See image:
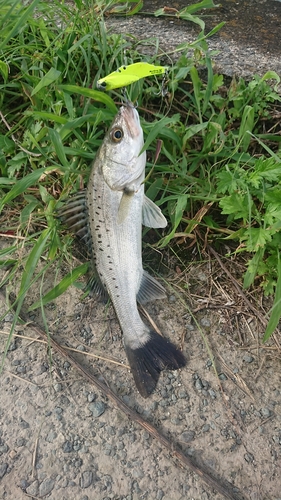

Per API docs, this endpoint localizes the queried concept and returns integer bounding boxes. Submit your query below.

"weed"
[0,0,281,344]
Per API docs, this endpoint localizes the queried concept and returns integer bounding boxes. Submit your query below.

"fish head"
[101,102,146,192]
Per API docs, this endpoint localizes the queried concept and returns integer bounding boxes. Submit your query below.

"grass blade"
[29,262,89,310]
[263,252,281,342]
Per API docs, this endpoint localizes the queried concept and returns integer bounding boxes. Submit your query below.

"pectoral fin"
[142,195,167,228]
[117,190,134,225]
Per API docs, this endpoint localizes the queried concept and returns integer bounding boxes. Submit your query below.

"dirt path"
[1,239,281,500]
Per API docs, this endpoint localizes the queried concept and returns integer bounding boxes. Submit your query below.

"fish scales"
[59,101,186,397]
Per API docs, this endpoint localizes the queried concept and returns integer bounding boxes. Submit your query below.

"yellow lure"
[97,62,168,91]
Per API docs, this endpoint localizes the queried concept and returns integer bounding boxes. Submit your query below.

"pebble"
[194,378,203,391]
[200,317,211,327]
[260,408,271,418]
[62,440,73,453]
[80,471,93,488]
[54,383,62,392]
[77,344,86,351]
[16,437,26,447]
[156,489,164,500]
[89,401,105,417]
[0,463,8,479]
[208,389,217,399]
[46,430,57,443]
[243,354,254,363]
[179,430,195,443]
[26,480,39,496]
[39,478,55,497]
[219,373,227,380]
[202,424,210,432]
[87,392,96,403]
[244,452,254,463]
[0,444,9,454]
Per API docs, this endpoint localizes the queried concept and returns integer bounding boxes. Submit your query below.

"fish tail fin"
[125,330,186,398]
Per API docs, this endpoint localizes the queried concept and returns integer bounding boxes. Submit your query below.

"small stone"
[77,344,86,351]
[219,373,227,380]
[243,355,254,363]
[46,430,57,443]
[87,393,96,403]
[19,479,29,490]
[16,365,26,374]
[8,340,17,351]
[202,424,210,432]
[260,408,271,418]
[168,295,176,303]
[34,364,48,375]
[63,361,71,369]
[156,489,164,500]
[16,438,26,447]
[208,389,216,399]
[0,444,9,455]
[80,471,93,488]
[89,401,105,418]
[62,440,73,453]
[39,478,55,497]
[53,383,62,392]
[244,452,254,463]
[19,419,29,429]
[200,317,211,327]
[0,463,8,479]
[179,431,195,443]
[26,480,39,496]
[195,378,203,391]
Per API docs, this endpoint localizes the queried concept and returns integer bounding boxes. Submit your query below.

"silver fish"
[59,102,186,397]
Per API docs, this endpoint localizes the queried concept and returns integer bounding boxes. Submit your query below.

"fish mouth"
[120,102,141,139]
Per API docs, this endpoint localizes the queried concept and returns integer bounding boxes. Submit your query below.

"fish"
[59,101,186,397]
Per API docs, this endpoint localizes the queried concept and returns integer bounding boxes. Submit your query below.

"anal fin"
[137,270,166,304]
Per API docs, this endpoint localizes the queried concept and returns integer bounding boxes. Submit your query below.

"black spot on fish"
[99,248,104,251]
[95,212,100,215]
[115,286,118,289]
[97,206,101,210]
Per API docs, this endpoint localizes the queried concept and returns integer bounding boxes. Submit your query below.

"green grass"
[1,0,281,345]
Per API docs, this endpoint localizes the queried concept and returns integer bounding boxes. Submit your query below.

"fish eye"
[111,128,123,143]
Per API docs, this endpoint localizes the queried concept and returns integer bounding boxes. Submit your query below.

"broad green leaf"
[243,247,264,288]
[29,262,89,311]
[219,193,252,222]
[31,68,62,96]
[243,227,272,252]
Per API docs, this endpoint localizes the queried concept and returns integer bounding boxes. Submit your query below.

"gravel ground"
[1,240,281,500]
[106,0,281,80]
